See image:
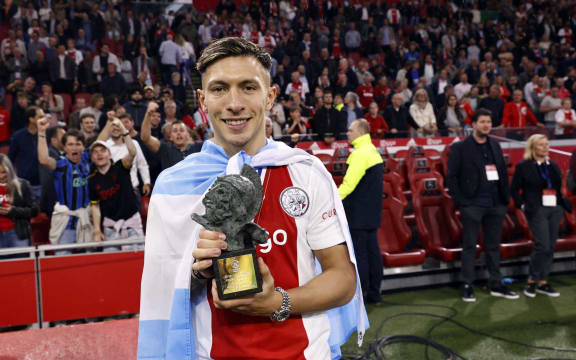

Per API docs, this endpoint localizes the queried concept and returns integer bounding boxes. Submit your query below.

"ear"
[197,89,207,113]
[265,85,277,111]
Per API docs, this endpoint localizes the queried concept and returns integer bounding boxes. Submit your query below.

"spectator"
[68,98,87,130]
[479,85,506,127]
[91,118,143,251]
[169,72,186,105]
[409,89,437,137]
[27,31,47,64]
[158,34,181,85]
[141,102,202,171]
[48,44,76,94]
[343,92,364,128]
[554,98,576,138]
[118,54,134,85]
[267,84,286,139]
[79,113,98,141]
[285,71,309,101]
[364,102,388,138]
[383,93,415,138]
[284,107,307,136]
[37,121,92,255]
[92,44,120,82]
[540,87,562,131]
[0,98,9,145]
[10,92,30,134]
[438,94,466,137]
[100,63,127,99]
[310,90,346,143]
[356,74,375,109]
[28,51,50,89]
[447,109,518,302]
[0,154,38,249]
[123,88,147,128]
[344,23,361,53]
[8,106,42,202]
[39,125,65,215]
[37,82,64,125]
[454,73,472,101]
[65,38,83,67]
[80,93,104,128]
[338,118,383,303]
[511,134,571,298]
[6,47,29,84]
[163,100,179,125]
[501,90,545,129]
[133,46,153,87]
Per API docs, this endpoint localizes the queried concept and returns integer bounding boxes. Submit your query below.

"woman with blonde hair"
[511,134,571,297]
[0,154,38,249]
[409,88,437,137]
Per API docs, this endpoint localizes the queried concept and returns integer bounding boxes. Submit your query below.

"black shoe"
[462,284,476,302]
[490,285,519,299]
[523,283,536,298]
[536,284,560,297]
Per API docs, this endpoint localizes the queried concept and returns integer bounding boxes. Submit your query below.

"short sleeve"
[89,176,100,203]
[51,158,68,176]
[305,162,347,251]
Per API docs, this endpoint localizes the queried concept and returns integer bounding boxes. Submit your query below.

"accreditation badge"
[542,189,557,207]
[485,165,499,181]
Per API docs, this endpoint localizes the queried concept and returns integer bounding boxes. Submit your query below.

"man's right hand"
[37,117,50,135]
[191,230,227,279]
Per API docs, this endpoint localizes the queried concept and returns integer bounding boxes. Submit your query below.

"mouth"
[222,117,251,130]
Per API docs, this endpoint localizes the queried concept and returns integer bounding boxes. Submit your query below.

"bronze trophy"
[192,164,268,300]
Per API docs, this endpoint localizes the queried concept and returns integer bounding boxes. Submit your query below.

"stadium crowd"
[0,0,575,255]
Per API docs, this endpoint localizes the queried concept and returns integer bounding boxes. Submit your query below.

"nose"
[226,88,245,114]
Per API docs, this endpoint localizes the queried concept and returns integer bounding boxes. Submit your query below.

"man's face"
[489,86,499,98]
[121,116,134,131]
[198,56,276,156]
[52,128,66,151]
[75,98,86,110]
[81,116,96,133]
[64,136,85,164]
[131,92,142,102]
[17,96,29,108]
[90,145,111,167]
[347,121,362,142]
[150,112,161,127]
[513,90,523,103]
[473,115,492,138]
[392,95,403,108]
[24,78,35,91]
[32,108,45,126]
[171,123,189,147]
[369,103,378,115]
[323,93,333,106]
[291,71,299,83]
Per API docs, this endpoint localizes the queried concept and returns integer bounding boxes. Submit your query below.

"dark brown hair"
[196,37,272,75]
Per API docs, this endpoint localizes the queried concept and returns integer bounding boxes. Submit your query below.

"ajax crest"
[280,187,309,217]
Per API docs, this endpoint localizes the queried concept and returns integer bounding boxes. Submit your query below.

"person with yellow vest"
[338,118,384,303]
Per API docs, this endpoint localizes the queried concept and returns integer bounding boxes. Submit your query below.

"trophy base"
[213,248,263,300]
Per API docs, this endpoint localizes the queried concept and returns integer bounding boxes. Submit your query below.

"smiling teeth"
[227,119,247,125]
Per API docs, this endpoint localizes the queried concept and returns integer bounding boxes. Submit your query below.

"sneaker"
[462,284,476,302]
[490,285,519,299]
[536,284,560,297]
[523,283,536,298]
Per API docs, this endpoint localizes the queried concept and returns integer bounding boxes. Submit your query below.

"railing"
[0,237,145,329]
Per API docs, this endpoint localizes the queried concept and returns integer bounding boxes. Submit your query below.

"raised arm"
[118,120,137,169]
[37,117,57,171]
[96,111,116,141]
[140,101,161,154]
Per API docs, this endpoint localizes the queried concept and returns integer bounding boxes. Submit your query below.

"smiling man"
[138,37,367,360]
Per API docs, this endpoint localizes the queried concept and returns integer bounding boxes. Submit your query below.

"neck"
[97,161,112,174]
[218,134,266,158]
[534,155,546,162]
[473,132,487,143]
[28,124,37,134]
[112,136,122,144]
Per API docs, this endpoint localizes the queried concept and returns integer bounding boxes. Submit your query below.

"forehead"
[202,56,270,87]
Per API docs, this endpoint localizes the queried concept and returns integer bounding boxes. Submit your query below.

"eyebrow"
[206,79,260,87]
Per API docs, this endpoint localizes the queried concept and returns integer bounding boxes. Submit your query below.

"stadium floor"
[341,273,576,360]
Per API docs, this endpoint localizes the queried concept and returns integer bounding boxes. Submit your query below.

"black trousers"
[460,205,507,287]
[350,228,383,301]
[526,206,563,281]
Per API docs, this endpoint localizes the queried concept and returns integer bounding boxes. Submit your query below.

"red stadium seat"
[440,147,450,177]
[383,170,407,208]
[378,182,426,267]
[4,93,13,115]
[412,176,480,262]
[141,196,150,233]
[498,203,534,259]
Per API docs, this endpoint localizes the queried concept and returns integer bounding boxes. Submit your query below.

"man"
[310,90,346,143]
[338,119,383,303]
[90,117,142,251]
[478,85,505,127]
[446,108,519,302]
[138,37,365,360]
[141,102,202,171]
[10,92,30,134]
[100,63,127,99]
[39,126,65,215]
[158,34,181,85]
[540,87,562,130]
[68,97,88,130]
[104,113,151,198]
[92,43,120,82]
[383,93,414,138]
[454,73,472,101]
[9,106,42,202]
[48,44,76,94]
[37,120,92,254]
[79,114,98,141]
[364,102,388,138]
[123,88,147,127]
[285,71,309,101]
[501,90,545,129]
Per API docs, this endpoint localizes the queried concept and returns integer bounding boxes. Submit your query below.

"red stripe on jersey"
[209,166,308,360]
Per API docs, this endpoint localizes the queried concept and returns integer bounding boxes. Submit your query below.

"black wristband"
[192,268,209,280]
[122,132,130,137]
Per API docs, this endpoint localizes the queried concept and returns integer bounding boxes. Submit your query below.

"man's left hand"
[211,257,282,317]
[142,184,151,196]
[0,205,12,215]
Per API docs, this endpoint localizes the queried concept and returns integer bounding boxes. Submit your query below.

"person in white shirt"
[198,18,213,49]
[454,73,472,100]
[409,88,437,137]
[555,98,576,137]
[158,34,181,85]
[92,44,120,82]
[108,113,152,197]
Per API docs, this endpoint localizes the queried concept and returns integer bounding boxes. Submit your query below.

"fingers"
[192,230,227,261]
[107,111,115,119]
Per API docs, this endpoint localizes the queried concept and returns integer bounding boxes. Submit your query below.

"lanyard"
[537,162,552,189]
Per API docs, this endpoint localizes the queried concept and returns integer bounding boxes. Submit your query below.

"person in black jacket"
[383,93,417,138]
[447,108,519,302]
[310,90,346,143]
[0,154,38,249]
[511,134,571,298]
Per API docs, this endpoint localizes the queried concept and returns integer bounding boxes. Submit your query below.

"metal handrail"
[0,237,145,258]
